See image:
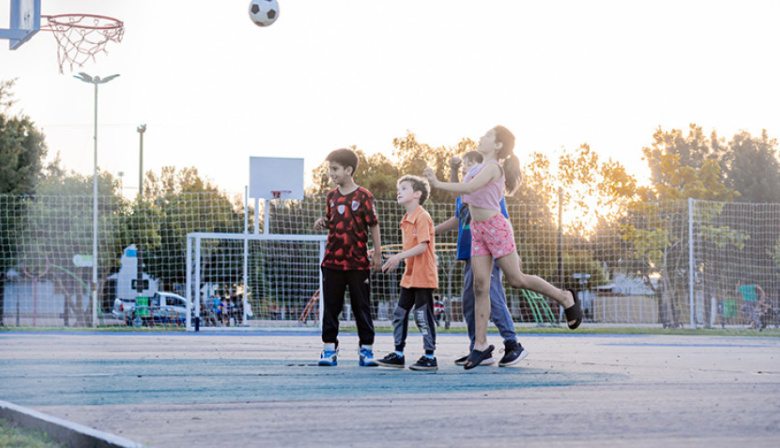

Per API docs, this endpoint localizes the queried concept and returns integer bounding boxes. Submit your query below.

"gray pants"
[392,287,436,353]
[462,259,518,350]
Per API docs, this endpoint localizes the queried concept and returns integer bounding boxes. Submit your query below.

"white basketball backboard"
[249,157,304,200]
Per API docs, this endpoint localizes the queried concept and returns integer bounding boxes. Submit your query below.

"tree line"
[2,78,779,326]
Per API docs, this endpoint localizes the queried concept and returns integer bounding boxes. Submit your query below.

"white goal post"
[185,232,327,331]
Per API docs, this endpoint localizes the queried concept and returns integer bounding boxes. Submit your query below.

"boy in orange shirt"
[377,175,439,371]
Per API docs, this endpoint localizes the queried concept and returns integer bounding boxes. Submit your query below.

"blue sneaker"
[318,349,338,366]
[358,347,378,367]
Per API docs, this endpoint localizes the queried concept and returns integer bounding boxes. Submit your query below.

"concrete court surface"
[0,331,779,448]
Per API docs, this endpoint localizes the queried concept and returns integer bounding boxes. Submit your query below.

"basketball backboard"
[249,157,304,200]
[0,0,40,49]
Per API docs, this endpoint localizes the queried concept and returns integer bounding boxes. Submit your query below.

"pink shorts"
[471,214,516,258]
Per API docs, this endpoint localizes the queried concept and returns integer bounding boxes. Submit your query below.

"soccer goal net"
[185,232,327,331]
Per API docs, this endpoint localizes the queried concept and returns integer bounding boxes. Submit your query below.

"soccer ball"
[248,0,279,27]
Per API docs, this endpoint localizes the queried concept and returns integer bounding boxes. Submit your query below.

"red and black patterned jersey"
[321,186,379,270]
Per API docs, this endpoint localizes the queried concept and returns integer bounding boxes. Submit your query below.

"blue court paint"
[0,358,619,407]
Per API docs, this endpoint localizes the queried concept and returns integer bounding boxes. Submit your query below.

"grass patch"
[0,418,65,448]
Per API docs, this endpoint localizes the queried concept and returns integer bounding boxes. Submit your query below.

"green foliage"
[24,168,127,324]
[143,167,244,290]
[723,130,780,203]
[0,418,65,448]
[770,236,780,272]
[307,133,471,202]
[1,79,50,321]
[0,79,48,195]
[558,250,609,289]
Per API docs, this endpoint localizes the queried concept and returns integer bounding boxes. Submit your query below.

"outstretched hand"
[422,167,438,186]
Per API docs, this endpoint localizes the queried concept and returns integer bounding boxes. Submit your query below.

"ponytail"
[502,153,523,195]
[492,125,522,195]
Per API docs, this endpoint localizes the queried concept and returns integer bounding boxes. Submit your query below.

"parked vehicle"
[111,297,137,321]
[114,292,191,327]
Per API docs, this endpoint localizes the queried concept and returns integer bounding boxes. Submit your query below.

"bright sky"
[2,0,780,196]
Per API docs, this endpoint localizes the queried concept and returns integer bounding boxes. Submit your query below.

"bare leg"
[495,252,577,326]
[471,255,493,351]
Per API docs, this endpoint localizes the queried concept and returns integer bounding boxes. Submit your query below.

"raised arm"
[435,216,458,235]
[448,156,462,199]
[423,163,500,195]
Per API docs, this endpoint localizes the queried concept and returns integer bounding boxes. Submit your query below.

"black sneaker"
[377,352,405,368]
[409,356,438,371]
[499,340,528,367]
[455,352,494,366]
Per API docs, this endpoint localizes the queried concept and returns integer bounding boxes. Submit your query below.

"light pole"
[136,124,147,303]
[74,72,120,327]
[137,124,146,197]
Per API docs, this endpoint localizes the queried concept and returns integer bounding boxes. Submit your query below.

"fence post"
[557,187,564,321]
[688,197,696,329]
[186,235,192,331]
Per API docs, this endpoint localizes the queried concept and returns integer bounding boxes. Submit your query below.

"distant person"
[424,125,581,369]
[313,148,383,367]
[377,175,439,371]
[737,283,766,329]
[434,151,526,367]
[210,295,223,326]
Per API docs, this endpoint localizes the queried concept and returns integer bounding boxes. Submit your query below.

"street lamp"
[137,124,146,197]
[74,72,120,328]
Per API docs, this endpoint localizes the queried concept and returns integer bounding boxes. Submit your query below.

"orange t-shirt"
[400,206,438,289]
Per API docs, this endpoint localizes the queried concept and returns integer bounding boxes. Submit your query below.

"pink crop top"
[462,160,504,211]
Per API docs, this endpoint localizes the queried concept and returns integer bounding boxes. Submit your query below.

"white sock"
[361,344,372,351]
[324,343,336,351]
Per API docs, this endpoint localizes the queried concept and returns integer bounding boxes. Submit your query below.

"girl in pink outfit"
[423,125,582,369]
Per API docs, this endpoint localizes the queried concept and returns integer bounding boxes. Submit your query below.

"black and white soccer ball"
[248,0,279,27]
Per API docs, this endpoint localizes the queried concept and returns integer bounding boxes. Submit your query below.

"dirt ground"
[1,331,778,447]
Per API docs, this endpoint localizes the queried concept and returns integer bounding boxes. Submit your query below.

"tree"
[723,130,780,203]
[30,167,126,325]
[0,79,48,325]
[143,167,244,291]
[0,79,47,195]
[620,125,745,326]
[308,147,400,200]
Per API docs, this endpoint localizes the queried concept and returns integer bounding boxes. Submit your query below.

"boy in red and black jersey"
[313,148,382,366]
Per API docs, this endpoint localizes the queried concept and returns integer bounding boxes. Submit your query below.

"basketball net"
[42,14,124,74]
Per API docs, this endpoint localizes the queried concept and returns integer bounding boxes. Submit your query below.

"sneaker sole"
[409,366,438,371]
[455,356,494,366]
[317,362,337,366]
[376,362,405,368]
[499,349,529,367]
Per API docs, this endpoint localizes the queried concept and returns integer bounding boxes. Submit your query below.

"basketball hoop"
[42,14,124,74]
[270,190,292,200]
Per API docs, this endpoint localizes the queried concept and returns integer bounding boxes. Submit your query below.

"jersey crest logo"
[351,200,359,211]
[337,205,346,214]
